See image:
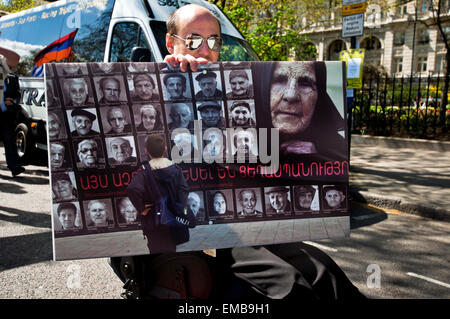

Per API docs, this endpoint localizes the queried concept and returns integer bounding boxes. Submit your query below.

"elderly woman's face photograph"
[53,180,74,200]
[141,105,157,131]
[48,113,61,138]
[69,81,88,106]
[119,198,137,223]
[213,193,227,215]
[270,63,318,134]
[325,189,345,208]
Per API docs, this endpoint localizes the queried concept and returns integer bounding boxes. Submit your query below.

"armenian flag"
[32,29,78,76]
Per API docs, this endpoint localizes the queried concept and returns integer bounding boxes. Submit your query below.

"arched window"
[327,40,346,60]
[360,36,381,50]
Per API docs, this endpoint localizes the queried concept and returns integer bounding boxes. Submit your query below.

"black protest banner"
[47,61,349,260]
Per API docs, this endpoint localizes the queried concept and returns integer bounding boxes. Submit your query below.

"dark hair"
[57,202,77,216]
[145,134,166,158]
[163,73,186,87]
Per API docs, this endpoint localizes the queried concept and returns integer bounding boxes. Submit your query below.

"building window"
[417,29,430,44]
[328,40,345,60]
[435,55,447,73]
[361,37,381,50]
[396,4,407,17]
[416,56,428,72]
[421,0,433,12]
[393,57,403,74]
[394,31,405,46]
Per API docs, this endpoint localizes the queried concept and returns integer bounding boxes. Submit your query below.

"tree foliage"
[0,0,43,13]
[210,0,321,61]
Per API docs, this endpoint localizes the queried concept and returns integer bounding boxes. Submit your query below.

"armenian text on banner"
[46,61,350,260]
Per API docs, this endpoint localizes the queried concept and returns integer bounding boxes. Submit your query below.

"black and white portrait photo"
[197,100,226,129]
[170,131,198,162]
[161,72,191,101]
[321,184,347,211]
[264,186,292,216]
[94,76,127,105]
[83,199,115,229]
[206,189,235,221]
[224,69,254,100]
[187,191,206,223]
[202,129,226,163]
[235,188,264,218]
[229,128,258,161]
[193,70,222,100]
[67,108,100,137]
[129,73,159,102]
[293,185,320,214]
[133,104,165,133]
[74,137,106,169]
[53,201,82,232]
[227,100,256,127]
[115,197,139,225]
[105,136,138,166]
[52,171,77,203]
[62,77,95,108]
[100,105,133,135]
[49,141,72,171]
[165,102,195,130]
[47,110,67,141]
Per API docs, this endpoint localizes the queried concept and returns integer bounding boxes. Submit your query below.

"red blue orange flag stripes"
[33,29,78,68]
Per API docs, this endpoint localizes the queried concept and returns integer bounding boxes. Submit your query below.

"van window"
[62,0,115,64]
[110,22,153,62]
[0,0,115,75]
[149,20,259,62]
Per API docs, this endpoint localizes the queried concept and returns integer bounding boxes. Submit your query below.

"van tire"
[15,123,32,164]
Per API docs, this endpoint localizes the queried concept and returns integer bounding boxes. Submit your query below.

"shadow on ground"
[0,232,53,271]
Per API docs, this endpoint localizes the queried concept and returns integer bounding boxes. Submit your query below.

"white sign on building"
[342,13,364,38]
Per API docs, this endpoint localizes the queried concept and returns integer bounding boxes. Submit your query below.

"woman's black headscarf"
[251,61,347,163]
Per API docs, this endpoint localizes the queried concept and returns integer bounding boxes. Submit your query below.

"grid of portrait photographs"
[47,61,349,242]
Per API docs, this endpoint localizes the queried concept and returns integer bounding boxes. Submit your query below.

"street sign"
[339,49,365,89]
[342,0,365,5]
[342,2,367,16]
[342,13,364,38]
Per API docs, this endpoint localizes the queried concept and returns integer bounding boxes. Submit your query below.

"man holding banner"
[109,4,365,300]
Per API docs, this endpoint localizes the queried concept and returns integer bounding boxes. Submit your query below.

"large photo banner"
[46,61,349,260]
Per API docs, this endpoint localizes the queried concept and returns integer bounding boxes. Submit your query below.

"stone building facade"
[304,0,450,77]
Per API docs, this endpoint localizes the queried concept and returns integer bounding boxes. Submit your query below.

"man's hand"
[141,203,153,216]
[280,140,317,155]
[164,54,208,72]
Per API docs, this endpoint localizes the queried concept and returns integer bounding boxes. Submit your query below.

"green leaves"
[214,0,317,61]
[0,0,41,13]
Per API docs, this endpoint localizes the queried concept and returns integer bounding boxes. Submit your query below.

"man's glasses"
[171,34,223,52]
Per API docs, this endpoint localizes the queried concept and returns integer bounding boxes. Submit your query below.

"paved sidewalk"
[349,135,450,221]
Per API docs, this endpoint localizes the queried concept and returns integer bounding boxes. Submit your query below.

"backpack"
[140,161,196,245]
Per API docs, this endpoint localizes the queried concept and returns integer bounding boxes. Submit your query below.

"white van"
[0,0,258,161]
